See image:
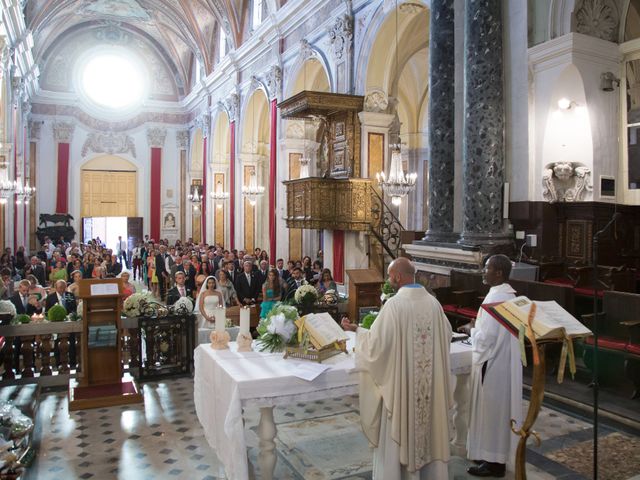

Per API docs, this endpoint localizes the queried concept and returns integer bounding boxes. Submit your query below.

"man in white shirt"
[116,236,128,268]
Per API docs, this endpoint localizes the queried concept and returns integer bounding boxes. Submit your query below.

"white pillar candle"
[215,308,226,332]
[240,307,250,334]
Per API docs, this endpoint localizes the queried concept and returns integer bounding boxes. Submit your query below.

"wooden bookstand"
[68,278,143,410]
[345,269,383,322]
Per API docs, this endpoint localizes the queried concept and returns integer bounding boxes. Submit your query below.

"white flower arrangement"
[0,300,16,318]
[123,292,155,317]
[295,284,318,304]
[256,303,299,352]
[76,300,83,318]
[173,296,194,314]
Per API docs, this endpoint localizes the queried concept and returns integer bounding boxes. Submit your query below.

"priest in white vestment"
[465,254,523,478]
[342,257,453,479]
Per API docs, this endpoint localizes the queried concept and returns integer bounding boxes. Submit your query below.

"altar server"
[465,254,522,477]
[342,257,453,479]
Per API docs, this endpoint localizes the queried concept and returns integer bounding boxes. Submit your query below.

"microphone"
[594,212,621,238]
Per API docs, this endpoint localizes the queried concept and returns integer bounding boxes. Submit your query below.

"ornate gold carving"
[283,178,373,231]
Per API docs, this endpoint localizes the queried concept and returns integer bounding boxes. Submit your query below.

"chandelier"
[0,180,15,205]
[241,170,264,206]
[376,146,417,206]
[210,180,229,209]
[15,181,35,205]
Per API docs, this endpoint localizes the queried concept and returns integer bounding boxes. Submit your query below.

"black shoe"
[467,462,506,478]
[472,459,483,465]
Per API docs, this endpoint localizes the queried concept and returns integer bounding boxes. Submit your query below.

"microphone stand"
[591,211,620,480]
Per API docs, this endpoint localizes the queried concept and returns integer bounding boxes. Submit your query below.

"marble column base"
[421,230,460,243]
[457,230,512,247]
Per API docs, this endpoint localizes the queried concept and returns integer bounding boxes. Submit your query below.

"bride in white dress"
[194,276,224,329]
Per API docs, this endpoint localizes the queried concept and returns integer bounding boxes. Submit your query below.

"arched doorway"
[211,111,231,246]
[364,5,429,230]
[240,89,270,253]
[285,58,331,262]
[81,155,137,217]
[190,128,204,243]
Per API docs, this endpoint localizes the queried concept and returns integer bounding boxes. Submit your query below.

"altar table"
[194,333,472,480]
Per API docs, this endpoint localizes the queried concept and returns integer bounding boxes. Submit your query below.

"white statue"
[542,162,592,203]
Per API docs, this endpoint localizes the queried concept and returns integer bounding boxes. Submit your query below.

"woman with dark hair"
[14,247,26,272]
[260,269,281,318]
[216,269,241,307]
[259,250,269,263]
[311,260,323,284]
[302,255,313,282]
[316,268,337,295]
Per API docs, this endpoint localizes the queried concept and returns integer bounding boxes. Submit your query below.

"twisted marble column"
[458,0,510,246]
[423,0,456,242]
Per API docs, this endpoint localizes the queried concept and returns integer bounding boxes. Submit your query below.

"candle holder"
[210,330,230,350]
[237,332,253,352]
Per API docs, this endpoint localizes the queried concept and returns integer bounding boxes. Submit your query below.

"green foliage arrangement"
[15,314,31,324]
[47,304,68,322]
[361,312,378,329]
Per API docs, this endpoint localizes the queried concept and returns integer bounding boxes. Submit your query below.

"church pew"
[581,290,640,399]
[433,270,489,328]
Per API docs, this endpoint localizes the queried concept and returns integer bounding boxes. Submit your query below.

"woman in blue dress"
[260,269,282,318]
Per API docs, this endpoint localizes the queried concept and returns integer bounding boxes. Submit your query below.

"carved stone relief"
[328,14,353,60]
[28,120,43,141]
[82,131,136,157]
[574,0,619,43]
[264,65,282,100]
[146,127,167,148]
[53,121,75,143]
[176,130,190,149]
[363,89,389,113]
[542,162,593,202]
[226,93,240,123]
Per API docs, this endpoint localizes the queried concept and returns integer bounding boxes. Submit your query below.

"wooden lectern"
[345,269,384,321]
[69,278,143,410]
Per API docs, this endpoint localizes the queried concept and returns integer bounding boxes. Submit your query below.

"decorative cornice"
[53,121,75,143]
[82,131,136,158]
[147,127,167,148]
[176,130,190,149]
[31,103,192,132]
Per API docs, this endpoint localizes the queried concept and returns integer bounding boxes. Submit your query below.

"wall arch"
[284,47,334,97]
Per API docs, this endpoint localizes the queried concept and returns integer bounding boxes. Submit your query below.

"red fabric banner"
[55,142,70,214]
[269,99,277,263]
[333,230,345,283]
[202,136,207,244]
[150,147,162,241]
[229,122,236,250]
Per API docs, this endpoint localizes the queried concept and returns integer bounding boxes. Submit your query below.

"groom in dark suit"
[166,272,194,306]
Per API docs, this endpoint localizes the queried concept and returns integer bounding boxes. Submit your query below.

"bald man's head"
[387,257,416,290]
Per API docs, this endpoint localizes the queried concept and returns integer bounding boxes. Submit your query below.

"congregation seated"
[44,279,77,315]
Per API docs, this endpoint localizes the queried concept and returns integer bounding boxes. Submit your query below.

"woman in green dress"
[49,260,68,285]
[260,269,281,318]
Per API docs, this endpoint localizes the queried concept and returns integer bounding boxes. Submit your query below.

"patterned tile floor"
[24,376,640,480]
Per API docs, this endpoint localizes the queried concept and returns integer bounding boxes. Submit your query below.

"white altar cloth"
[194,333,472,480]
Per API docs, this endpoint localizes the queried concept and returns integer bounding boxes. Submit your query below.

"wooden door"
[81,170,137,217]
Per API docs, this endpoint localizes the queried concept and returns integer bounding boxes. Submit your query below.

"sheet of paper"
[287,361,331,382]
[90,283,119,296]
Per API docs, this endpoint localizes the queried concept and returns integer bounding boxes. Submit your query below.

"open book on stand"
[482,296,592,382]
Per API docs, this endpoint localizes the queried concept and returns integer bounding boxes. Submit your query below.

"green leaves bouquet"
[256,303,299,352]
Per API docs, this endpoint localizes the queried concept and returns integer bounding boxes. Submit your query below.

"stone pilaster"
[459,0,510,246]
[423,0,456,242]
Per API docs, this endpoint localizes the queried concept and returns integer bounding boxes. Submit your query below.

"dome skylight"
[81,53,146,109]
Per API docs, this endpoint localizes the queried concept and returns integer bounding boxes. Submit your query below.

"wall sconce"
[600,72,620,92]
[557,98,578,110]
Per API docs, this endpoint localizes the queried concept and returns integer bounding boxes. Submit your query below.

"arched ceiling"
[25,0,252,96]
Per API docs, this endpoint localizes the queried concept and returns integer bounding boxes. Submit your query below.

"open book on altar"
[482,296,592,342]
[296,312,348,350]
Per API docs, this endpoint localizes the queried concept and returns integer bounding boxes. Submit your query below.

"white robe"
[467,283,523,466]
[356,285,453,478]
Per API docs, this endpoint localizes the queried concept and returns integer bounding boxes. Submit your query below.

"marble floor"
[25,376,640,480]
